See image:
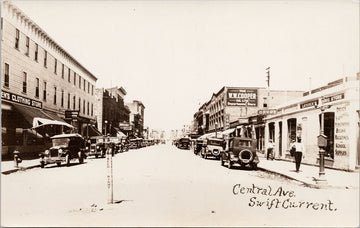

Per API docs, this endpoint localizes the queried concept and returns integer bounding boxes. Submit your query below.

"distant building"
[1,2,97,158]
[126,100,145,138]
[95,87,130,136]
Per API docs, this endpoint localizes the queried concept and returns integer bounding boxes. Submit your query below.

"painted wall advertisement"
[227,88,258,106]
[334,102,350,158]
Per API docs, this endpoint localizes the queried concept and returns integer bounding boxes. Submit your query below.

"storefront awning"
[117,131,127,138]
[33,117,74,129]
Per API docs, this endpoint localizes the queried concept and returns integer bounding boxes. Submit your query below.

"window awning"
[32,117,74,129]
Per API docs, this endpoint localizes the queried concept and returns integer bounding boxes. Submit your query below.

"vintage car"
[200,137,225,159]
[129,139,139,149]
[177,137,191,150]
[39,133,87,168]
[220,137,259,170]
[86,136,106,158]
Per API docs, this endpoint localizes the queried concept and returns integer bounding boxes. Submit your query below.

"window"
[25,36,29,56]
[67,93,70,109]
[78,98,81,111]
[4,63,9,87]
[1,18,3,40]
[61,64,64,78]
[83,79,86,91]
[44,51,47,67]
[91,103,93,116]
[79,76,81,89]
[35,78,39,97]
[53,87,57,105]
[61,90,64,107]
[22,72,27,93]
[87,102,89,115]
[35,43,38,61]
[91,85,94,95]
[54,59,57,74]
[15,29,19,49]
[319,112,335,159]
[43,82,47,101]
[83,100,85,114]
[87,82,90,94]
[73,96,76,110]
[68,69,71,82]
[73,72,76,86]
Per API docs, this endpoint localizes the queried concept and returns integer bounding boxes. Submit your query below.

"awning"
[117,131,127,138]
[221,128,235,136]
[33,117,74,129]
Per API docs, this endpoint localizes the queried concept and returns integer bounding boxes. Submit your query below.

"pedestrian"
[291,137,305,172]
[266,139,275,160]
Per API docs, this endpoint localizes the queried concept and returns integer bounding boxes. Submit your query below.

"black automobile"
[194,139,206,155]
[86,136,106,158]
[220,137,259,170]
[200,137,226,159]
[39,133,87,168]
[177,137,191,150]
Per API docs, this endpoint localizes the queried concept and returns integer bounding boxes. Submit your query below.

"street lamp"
[104,120,108,136]
[315,97,331,185]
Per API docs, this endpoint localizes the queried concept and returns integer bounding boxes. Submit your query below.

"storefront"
[264,76,359,171]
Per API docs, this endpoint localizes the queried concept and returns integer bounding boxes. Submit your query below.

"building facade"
[1,2,97,158]
[126,100,145,138]
[264,75,360,171]
[94,87,130,136]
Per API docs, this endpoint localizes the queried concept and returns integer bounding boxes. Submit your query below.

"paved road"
[1,144,358,227]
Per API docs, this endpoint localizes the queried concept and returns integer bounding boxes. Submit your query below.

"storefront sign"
[238,118,249,124]
[1,90,42,109]
[225,114,230,130]
[258,109,277,115]
[119,123,132,131]
[334,103,350,157]
[300,99,318,109]
[227,88,258,106]
[322,93,344,104]
[65,110,79,118]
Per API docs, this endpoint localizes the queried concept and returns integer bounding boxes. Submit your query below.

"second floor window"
[79,76,81,89]
[68,69,71,82]
[74,72,76,86]
[4,63,9,87]
[22,72,27,94]
[35,78,39,98]
[43,82,47,101]
[61,64,64,78]
[25,36,29,56]
[91,103,93,116]
[87,102,89,115]
[15,29,19,49]
[83,100,85,114]
[44,51,47,67]
[73,95,76,110]
[87,82,90,94]
[35,43,38,61]
[67,93,70,109]
[53,87,57,105]
[61,90,64,107]
[83,79,86,91]
[91,85,94,95]
[54,59,57,74]
[78,98,81,111]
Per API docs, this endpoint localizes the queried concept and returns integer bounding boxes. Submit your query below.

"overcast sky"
[12,0,359,131]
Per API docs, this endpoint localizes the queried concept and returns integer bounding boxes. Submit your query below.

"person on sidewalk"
[266,139,275,160]
[291,137,305,172]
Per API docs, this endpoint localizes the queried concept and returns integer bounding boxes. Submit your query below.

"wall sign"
[300,99,318,109]
[322,93,344,104]
[1,90,42,109]
[227,88,258,106]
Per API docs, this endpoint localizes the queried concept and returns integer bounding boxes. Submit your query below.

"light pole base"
[313,176,328,186]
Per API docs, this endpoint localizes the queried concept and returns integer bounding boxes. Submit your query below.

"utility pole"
[266,67,270,88]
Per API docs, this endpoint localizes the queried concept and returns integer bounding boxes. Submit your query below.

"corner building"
[1,2,97,158]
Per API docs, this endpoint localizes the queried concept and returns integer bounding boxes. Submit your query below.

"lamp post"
[215,121,218,138]
[315,97,331,184]
[104,120,108,136]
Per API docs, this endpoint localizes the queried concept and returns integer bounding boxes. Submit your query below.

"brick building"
[126,100,145,138]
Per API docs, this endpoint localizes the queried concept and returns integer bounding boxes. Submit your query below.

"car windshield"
[52,138,70,147]
[234,140,251,147]
[208,140,223,146]
[180,138,190,143]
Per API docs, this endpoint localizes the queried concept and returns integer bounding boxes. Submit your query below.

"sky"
[11,0,359,131]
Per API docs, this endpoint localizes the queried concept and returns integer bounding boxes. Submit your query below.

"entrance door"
[319,112,335,159]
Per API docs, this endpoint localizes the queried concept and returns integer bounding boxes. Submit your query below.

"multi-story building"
[126,100,145,138]
[264,75,360,171]
[1,2,97,158]
[94,86,130,136]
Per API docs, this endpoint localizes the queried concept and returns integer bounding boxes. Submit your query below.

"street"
[1,143,359,227]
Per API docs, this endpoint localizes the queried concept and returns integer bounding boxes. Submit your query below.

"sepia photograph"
[1,0,359,227]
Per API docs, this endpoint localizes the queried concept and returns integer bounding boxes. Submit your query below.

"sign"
[322,93,344,104]
[300,99,318,109]
[65,110,79,118]
[225,114,230,130]
[258,109,277,115]
[238,118,249,124]
[1,90,42,109]
[227,88,258,106]
[106,148,114,204]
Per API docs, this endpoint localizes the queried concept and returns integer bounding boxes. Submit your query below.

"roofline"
[4,1,98,81]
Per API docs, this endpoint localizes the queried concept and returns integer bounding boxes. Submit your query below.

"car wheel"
[227,160,232,169]
[56,162,61,166]
[40,161,45,168]
[65,154,70,166]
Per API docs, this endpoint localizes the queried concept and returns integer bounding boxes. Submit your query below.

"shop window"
[4,63,9,87]
[268,122,275,142]
[319,112,335,159]
[287,118,296,146]
[15,29,19,49]
[35,78,39,98]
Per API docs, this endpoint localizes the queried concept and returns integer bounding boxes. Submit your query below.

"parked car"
[200,137,225,159]
[220,137,259,170]
[86,136,106,158]
[39,133,87,168]
[177,137,191,150]
[194,139,206,155]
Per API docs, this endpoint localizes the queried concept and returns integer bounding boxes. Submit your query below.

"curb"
[257,166,320,189]
[1,164,40,175]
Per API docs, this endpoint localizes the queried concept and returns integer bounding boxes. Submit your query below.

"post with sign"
[106,141,113,204]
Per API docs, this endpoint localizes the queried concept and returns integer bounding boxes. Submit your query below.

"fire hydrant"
[13,150,22,168]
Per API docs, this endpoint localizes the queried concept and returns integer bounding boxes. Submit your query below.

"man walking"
[291,137,304,172]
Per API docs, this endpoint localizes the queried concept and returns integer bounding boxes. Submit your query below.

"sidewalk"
[258,156,359,189]
[1,158,40,175]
